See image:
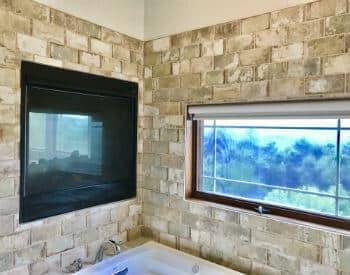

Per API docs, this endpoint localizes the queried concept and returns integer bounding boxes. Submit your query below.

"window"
[187,100,350,229]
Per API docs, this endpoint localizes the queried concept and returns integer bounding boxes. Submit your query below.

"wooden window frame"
[185,114,350,231]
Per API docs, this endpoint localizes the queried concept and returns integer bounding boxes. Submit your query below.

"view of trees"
[200,121,350,218]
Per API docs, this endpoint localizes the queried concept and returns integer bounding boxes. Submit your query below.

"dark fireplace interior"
[20,61,138,223]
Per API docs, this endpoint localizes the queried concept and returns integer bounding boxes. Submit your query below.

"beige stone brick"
[0,68,16,88]
[241,81,268,99]
[324,54,350,75]
[240,47,271,66]
[17,34,47,56]
[153,37,170,52]
[272,43,304,62]
[300,260,337,275]
[191,26,213,43]
[0,47,18,67]
[31,223,60,243]
[160,129,178,142]
[0,160,18,178]
[101,57,122,72]
[242,14,270,34]
[87,210,111,228]
[238,244,268,263]
[112,45,130,61]
[79,51,100,67]
[101,27,123,44]
[14,243,45,265]
[256,28,287,47]
[33,55,62,67]
[0,105,15,124]
[214,53,239,70]
[169,142,184,156]
[169,222,190,238]
[32,20,64,44]
[251,262,280,275]
[62,215,86,235]
[159,232,176,248]
[46,235,74,255]
[288,20,324,43]
[271,5,304,28]
[213,84,240,100]
[308,0,347,19]
[181,73,201,88]
[66,30,88,51]
[122,62,138,76]
[288,58,321,77]
[306,75,345,94]
[111,205,129,221]
[257,62,287,80]
[12,0,50,22]
[226,35,254,53]
[63,61,89,73]
[326,14,350,35]
[30,254,60,275]
[268,252,299,272]
[0,143,15,160]
[222,222,250,242]
[0,10,30,35]
[159,102,181,115]
[226,66,254,83]
[171,32,192,48]
[144,52,161,66]
[0,87,18,105]
[205,70,224,85]
[270,78,304,98]
[180,59,191,74]
[153,63,172,77]
[51,44,78,63]
[0,251,13,272]
[191,56,213,73]
[202,40,224,56]
[162,48,180,62]
[74,228,99,246]
[144,66,152,78]
[172,62,180,75]
[75,18,101,39]
[181,45,200,60]
[90,38,112,57]
[143,190,169,207]
[0,215,13,236]
[0,29,16,51]
[158,76,180,89]
[215,21,240,39]
[307,36,345,57]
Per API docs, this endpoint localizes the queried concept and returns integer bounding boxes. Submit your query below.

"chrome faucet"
[94,240,121,263]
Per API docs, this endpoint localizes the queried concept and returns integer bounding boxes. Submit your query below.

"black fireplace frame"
[20,61,138,223]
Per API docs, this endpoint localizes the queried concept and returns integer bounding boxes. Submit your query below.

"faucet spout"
[94,240,121,263]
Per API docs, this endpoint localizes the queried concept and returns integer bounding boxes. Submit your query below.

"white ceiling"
[34,0,315,41]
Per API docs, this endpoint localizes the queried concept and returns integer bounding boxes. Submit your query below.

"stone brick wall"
[141,0,350,274]
[0,0,143,274]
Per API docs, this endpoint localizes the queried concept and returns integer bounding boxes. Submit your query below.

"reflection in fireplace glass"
[28,112,103,195]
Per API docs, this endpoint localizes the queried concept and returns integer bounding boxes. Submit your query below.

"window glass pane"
[339,199,350,218]
[340,130,350,197]
[201,127,214,177]
[215,127,337,195]
[198,118,344,218]
[341,119,350,128]
[215,179,336,216]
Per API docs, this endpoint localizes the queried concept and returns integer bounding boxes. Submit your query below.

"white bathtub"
[76,241,243,275]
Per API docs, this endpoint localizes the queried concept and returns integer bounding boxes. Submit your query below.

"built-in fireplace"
[20,61,138,223]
